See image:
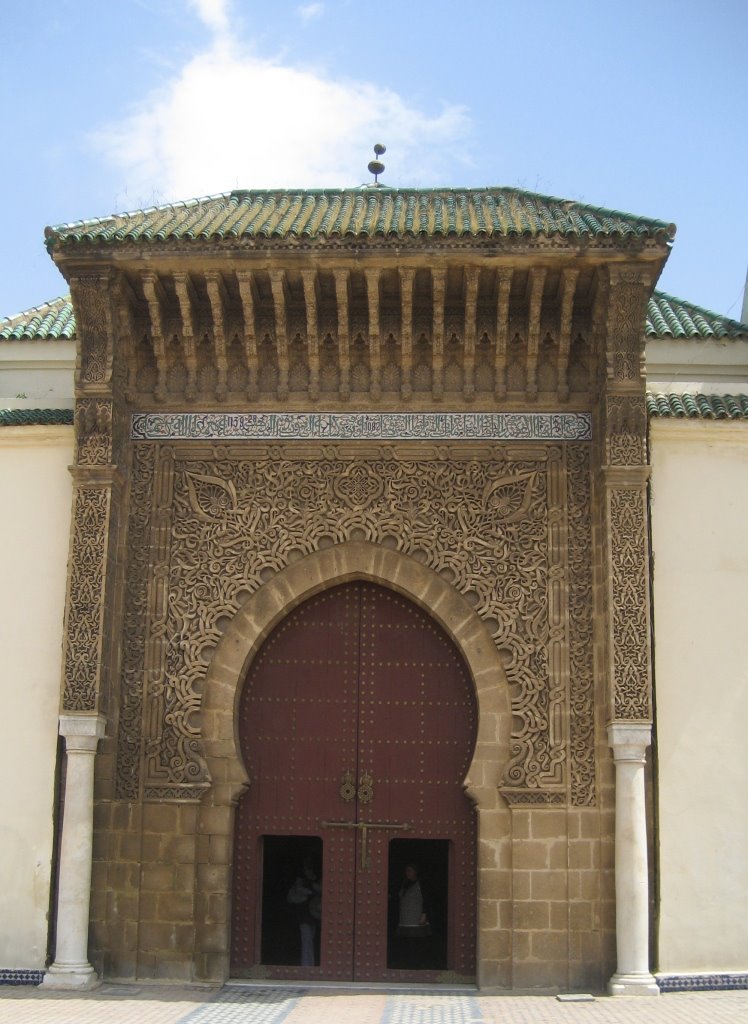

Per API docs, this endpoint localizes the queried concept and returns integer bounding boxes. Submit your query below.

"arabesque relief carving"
[605,269,649,384]
[605,394,647,466]
[70,275,112,386]
[117,442,595,804]
[62,486,110,712]
[75,398,114,465]
[609,488,651,720]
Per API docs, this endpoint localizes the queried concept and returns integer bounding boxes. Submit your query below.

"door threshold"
[226,979,478,993]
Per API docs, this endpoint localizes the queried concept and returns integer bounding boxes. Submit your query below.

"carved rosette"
[118,442,594,804]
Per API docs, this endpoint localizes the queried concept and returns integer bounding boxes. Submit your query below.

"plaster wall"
[650,419,748,973]
[0,426,73,969]
[0,339,75,409]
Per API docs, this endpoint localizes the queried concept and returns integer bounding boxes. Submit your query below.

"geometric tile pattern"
[178,987,303,1024]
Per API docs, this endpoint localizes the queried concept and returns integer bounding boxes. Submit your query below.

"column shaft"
[42,714,106,990]
[607,723,659,996]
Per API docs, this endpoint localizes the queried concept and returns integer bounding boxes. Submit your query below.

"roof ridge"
[45,185,675,246]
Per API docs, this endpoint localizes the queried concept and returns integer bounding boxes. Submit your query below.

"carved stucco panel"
[608,486,651,720]
[62,486,111,711]
[118,443,595,803]
[71,275,112,386]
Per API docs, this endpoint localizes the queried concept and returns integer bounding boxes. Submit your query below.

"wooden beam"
[526,267,546,399]
[334,268,350,401]
[558,268,579,402]
[141,271,168,403]
[269,270,290,400]
[431,269,446,401]
[365,268,381,401]
[494,268,513,400]
[463,266,479,401]
[399,268,414,400]
[236,271,258,400]
[173,272,198,400]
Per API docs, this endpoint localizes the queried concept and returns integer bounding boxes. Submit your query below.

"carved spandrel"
[119,443,595,803]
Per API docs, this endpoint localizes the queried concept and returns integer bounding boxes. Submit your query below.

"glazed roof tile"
[646,292,748,340]
[0,297,75,341]
[646,392,748,420]
[44,187,675,249]
[0,408,74,427]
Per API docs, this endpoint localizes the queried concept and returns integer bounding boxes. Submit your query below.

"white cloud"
[187,0,231,37]
[94,4,470,204]
[298,3,325,21]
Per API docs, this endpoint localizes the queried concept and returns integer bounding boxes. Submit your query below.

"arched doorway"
[230,581,478,982]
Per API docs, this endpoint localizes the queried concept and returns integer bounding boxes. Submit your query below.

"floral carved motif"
[75,398,113,465]
[118,443,594,802]
[606,394,646,466]
[606,271,648,384]
[567,445,595,804]
[71,276,111,385]
[117,445,156,798]
[609,488,651,720]
[62,486,110,711]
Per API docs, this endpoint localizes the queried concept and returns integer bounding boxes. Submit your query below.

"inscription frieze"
[131,411,593,442]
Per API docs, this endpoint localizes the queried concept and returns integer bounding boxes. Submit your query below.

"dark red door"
[231,583,477,981]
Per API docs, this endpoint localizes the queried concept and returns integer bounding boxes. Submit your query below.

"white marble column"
[607,723,659,996]
[42,713,106,991]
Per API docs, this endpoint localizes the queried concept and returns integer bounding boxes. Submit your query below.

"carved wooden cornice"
[96,258,642,409]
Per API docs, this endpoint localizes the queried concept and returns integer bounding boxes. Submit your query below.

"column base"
[608,972,660,997]
[41,962,101,991]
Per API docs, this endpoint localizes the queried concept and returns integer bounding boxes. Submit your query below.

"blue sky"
[2,0,747,321]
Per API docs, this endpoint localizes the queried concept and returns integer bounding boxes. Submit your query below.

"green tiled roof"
[0,297,75,340]
[44,187,675,250]
[646,292,748,340]
[647,392,748,420]
[0,408,74,427]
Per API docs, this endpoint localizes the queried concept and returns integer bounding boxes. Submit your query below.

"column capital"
[59,713,107,739]
[608,722,652,762]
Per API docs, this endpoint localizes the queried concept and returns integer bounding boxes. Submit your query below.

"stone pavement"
[1,984,747,1024]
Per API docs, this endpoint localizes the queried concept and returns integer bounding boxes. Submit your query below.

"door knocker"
[339,769,356,803]
[358,770,374,804]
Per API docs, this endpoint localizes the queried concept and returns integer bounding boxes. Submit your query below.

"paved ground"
[0,984,746,1024]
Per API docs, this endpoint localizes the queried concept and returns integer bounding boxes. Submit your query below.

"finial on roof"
[367,144,386,186]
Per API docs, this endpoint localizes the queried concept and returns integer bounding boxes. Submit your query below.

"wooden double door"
[231,582,477,981]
